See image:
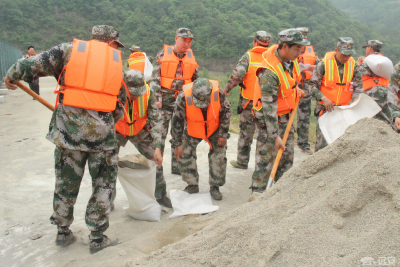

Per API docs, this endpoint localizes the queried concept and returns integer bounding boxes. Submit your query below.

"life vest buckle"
[336,82,346,86]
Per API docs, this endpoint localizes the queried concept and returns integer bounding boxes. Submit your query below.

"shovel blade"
[266,177,274,189]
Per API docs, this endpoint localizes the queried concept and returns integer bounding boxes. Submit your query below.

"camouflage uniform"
[150,28,199,174]
[388,63,400,121]
[224,31,271,168]
[307,37,364,151]
[252,29,310,191]
[6,26,126,239]
[170,79,231,187]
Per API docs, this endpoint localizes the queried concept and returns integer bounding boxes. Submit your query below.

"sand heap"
[127,118,400,267]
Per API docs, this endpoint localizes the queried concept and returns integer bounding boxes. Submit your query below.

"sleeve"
[112,83,127,123]
[170,92,187,147]
[350,64,364,102]
[146,91,163,148]
[223,53,250,93]
[149,50,163,103]
[191,66,199,82]
[388,64,400,119]
[217,88,231,138]
[308,60,326,101]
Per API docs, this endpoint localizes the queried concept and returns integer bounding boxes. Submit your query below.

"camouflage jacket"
[388,62,400,119]
[307,56,363,103]
[150,47,199,112]
[170,88,231,147]
[223,52,250,93]
[6,42,126,152]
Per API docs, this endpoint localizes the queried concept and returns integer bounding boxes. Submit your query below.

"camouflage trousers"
[115,132,166,200]
[178,131,227,187]
[159,109,180,174]
[29,79,40,95]
[252,114,294,190]
[236,97,256,167]
[364,87,392,125]
[50,146,118,233]
[296,95,312,149]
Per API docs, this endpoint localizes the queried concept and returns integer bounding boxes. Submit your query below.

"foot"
[230,160,248,169]
[157,195,172,208]
[171,168,181,175]
[210,186,222,200]
[183,185,199,194]
[89,235,118,254]
[300,147,313,155]
[55,227,76,247]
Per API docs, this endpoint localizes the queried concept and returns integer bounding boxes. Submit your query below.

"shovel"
[266,91,305,189]
[17,81,55,111]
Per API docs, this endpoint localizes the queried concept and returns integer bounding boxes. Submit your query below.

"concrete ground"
[0,77,310,267]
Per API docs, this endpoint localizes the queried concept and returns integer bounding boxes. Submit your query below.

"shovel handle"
[17,81,55,111]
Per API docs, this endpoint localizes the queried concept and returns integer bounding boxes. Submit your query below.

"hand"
[357,56,365,65]
[306,65,316,72]
[321,96,334,112]
[297,88,306,98]
[156,102,162,108]
[153,148,163,167]
[174,146,184,162]
[395,117,400,130]
[223,88,230,96]
[4,77,18,90]
[217,138,227,147]
[274,136,286,153]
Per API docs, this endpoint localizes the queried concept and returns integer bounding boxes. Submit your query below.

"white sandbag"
[0,96,4,103]
[169,189,219,219]
[364,54,394,80]
[142,52,153,82]
[318,94,381,144]
[117,160,161,222]
[0,89,8,95]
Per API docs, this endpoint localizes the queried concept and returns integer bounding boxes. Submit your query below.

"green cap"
[254,31,272,43]
[278,29,310,45]
[296,27,309,39]
[362,40,383,51]
[129,45,140,52]
[337,37,356,55]
[192,78,213,108]
[124,70,146,96]
[176,28,195,39]
[92,25,125,48]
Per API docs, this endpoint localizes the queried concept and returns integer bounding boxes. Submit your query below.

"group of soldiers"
[4,24,400,253]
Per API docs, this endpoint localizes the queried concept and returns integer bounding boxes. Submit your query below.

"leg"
[315,120,328,152]
[111,134,129,208]
[159,109,180,174]
[275,121,295,182]
[208,134,227,187]
[178,136,201,186]
[236,103,256,167]
[296,95,312,151]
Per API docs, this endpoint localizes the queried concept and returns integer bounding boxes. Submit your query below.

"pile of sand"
[125,118,400,266]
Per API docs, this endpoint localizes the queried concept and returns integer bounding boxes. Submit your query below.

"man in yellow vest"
[150,28,199,175]
[114,70,171,208]
[251,28,308,193]
[171,78,231,200]
[224,31,271,169]
[296,27,319,155]
[308,37,363,151]
[127,45,142,70]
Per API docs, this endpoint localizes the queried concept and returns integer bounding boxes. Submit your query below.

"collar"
[274,49,293,71]
[172,46,186,59]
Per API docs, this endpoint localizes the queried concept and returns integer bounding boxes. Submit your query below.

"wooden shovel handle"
[17,81,55,111]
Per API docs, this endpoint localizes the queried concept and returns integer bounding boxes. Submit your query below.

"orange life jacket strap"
[54,66,68,109]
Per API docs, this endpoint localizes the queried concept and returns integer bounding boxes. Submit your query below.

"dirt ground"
[0,77,310,267]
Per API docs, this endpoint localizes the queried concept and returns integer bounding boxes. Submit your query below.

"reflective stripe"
[249,62,261,67]
[186,95,193,106]
[167,46,173,54]
[183,84,191,90]
[347,61,353,82]
[214,91,219,101]
[277,64,290,89]
[138,95,145,117]
[113,50,119,62]
[294,60,300,76]
[78,41,86,52]
[329,60,333,81]
[210,81,218,86]
[187,50,192,58]
[128,59,145,65]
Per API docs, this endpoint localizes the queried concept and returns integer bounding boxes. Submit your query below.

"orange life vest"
[183,80,221,149]
[242,47,269,100]
[298,46,317,80]
[253,45,301,116]
[57,39,123,112]
[128,52,145,72]
[115,84,150,137]
[159,45,199,91]
[362,53,389,90]
[320,51,355,106]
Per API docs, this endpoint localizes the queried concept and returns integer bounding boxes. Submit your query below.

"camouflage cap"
[192,78,213,108]
[253,31,272,44]
[362,40,383,51]
[296,27,309,39]
[124,70,146,96]
[92,25,125,48]
[129,45,140,52]
[278,29,310,46]
[148,56,155,64]
[176,28,195,39]
[337,37,356,55]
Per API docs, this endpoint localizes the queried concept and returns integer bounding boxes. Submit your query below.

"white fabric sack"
[318,94,381,144]
[169,189,219,219]
[142,52,153,82]
[117,160,161,222]
[364,54,394,80]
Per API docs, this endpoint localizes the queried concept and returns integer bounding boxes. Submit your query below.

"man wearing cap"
[308,37,363,151]
[114,69,172,208]
[296,27,319,155]
[224,30,271,170]
[4,25,126,253]
[356,40,392,125]
[251,28,308,193]
[388,62,400,130]
[171,78,231,200]
[127,45,143,70]
[150,28,199,175]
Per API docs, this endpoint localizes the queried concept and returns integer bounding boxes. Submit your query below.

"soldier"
[308,37,363,151]
[4,25,126,253]
[171,78,231,200]
[224,31,272,169]
[127,45,142,69]
[357,40,392,125]
[251,29,308,193]
[24,46,40,97]
[296,27,319,154]
[114,69,172,208]
[150,28,199,175]
[388,62,400,130]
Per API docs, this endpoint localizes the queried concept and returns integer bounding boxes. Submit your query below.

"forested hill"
[330,0,400,61]
[0,0,386,69]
